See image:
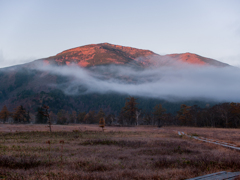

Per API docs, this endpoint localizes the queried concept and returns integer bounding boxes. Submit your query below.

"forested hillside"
[0,43,235,127]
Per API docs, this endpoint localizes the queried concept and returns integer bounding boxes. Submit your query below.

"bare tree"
[135,110,141,126]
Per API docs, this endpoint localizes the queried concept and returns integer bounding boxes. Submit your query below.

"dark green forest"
[1,67,240,128]
[13,88,214,115]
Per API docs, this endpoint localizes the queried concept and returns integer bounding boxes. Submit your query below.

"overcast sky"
[0,0,240,68]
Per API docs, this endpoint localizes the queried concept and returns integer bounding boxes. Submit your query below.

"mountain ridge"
[42,43,229,68]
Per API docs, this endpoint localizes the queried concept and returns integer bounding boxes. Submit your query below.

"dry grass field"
[0,124,239,180]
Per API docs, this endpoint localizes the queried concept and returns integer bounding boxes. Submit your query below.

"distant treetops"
[0,98,240,128]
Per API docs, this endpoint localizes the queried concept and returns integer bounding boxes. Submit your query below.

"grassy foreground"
[0,125,239,180]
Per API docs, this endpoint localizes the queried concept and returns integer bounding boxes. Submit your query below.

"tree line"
[1,97,240,128]
[0,105,30,123]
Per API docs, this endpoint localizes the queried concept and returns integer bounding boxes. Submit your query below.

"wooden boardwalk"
[187,171,240,180]
[177,131,240,151]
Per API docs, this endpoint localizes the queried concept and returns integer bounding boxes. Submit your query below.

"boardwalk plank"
[186,171,240,180]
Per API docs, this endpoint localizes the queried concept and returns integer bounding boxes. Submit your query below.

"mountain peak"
[167,52,229,67]
[45,43,155,67]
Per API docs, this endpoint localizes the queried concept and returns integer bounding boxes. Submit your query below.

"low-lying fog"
[35,59,240,102]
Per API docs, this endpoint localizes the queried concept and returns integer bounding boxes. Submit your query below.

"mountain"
[42,43,229,67]
[0,43,230,117]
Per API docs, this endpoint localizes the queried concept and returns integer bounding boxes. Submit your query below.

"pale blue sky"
[0,0,240,67]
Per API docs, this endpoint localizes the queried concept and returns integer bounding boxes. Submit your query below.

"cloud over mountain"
[35,59,240,102]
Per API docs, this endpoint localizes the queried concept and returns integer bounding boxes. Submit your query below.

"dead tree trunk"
[135,110,141,126]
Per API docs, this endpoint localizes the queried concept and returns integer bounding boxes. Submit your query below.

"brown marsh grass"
[0,124,239,179]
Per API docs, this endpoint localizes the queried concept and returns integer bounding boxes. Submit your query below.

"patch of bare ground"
[0,124,239,179]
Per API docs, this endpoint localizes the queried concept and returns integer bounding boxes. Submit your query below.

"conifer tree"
[36,107,48,124]
[177,104,191,126]
[122,96,138,126]
[153,104,166,127]
[12,105,26,123]
[0,105,10,123]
